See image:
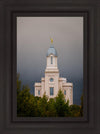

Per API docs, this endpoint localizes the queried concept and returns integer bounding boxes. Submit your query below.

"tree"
[17,85,31,117]
[47,98,57,117]
[17,73,32,117]
[64,100,71,117]
[37,93,48,117]
[69,104,81,117]
[55,89,66,117]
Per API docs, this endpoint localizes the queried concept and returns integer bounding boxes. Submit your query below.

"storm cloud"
[17,17,83,105]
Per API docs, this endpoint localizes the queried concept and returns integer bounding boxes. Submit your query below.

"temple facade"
[34,39,73,105]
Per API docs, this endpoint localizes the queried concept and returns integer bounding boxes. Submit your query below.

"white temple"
[34,39,73,105]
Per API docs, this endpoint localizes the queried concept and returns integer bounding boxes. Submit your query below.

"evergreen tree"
[55,89,66,117]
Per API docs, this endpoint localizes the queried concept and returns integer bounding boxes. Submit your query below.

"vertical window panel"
[50,87,54,95]
[38,90,40,95]
[51,56,53,64]
[64,90,66,95]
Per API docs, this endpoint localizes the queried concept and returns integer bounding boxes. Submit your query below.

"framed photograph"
[0,0,100,134]
[17,17,84,118]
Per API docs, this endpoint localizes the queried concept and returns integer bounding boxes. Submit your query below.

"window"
[38,90,40,95]
[50,78,54,82]
[64,90,66,95]
[50,87,54,95]
[51,56,53,64]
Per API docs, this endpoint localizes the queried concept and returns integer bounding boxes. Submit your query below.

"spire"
[46,38,57,57]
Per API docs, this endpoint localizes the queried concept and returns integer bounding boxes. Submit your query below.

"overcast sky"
[17,17,83,105]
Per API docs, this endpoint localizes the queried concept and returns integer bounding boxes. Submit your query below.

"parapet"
[34,83,41,87]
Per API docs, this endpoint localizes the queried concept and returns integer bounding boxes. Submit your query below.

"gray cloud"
[17,17,83,105]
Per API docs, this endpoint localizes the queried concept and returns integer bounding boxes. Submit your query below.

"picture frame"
[0,0,100,134]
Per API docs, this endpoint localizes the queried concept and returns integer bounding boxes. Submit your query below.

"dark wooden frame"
[13,12,87,122]
[0,0,100,134]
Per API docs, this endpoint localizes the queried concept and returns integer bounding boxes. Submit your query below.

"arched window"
[51,56,53,64]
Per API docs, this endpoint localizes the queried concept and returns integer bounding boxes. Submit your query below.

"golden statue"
[51,38,53,44]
